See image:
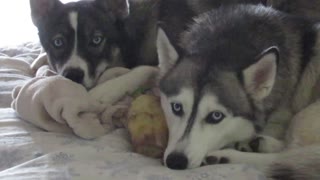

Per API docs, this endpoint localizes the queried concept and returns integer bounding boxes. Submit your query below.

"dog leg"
[203,149,277,170]
[235,135,284,153]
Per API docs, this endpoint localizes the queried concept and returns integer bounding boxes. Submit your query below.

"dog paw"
[235,135,284,153]
[234,137,262,152]
[234,141,251,152]
[254,135,284,153]
[203,156,230,165]
[202,149,240,166]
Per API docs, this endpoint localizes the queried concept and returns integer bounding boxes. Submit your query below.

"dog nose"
[166,152,188,170]
[63,68,84,84]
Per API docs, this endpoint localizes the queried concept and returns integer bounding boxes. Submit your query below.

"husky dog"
[29,0,274,89]
[30,0,159,88]
[30,0,320,89]
[157,4,320,179]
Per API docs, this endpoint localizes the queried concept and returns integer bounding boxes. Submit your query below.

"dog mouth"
[62,68,84,84]
[59,63,111,90]
[164,152,206,170]
[164,144,208,170]
[59,67,96,89]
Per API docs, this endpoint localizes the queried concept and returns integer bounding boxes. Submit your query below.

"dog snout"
[63,68,84,84]
[165,152,188,170]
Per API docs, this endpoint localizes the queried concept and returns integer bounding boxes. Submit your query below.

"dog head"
[156,5,280,170]
[30,0,130,88]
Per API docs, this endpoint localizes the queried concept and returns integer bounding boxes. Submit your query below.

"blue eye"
[52,37,64,48]
[92,35,103,45]
[171,102,184,116]
[206,111,225,124]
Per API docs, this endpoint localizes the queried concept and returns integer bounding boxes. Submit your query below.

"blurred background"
[0,0,77,46]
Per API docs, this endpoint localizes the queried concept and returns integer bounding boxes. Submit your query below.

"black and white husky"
[30,0,276,89]
[157,4,320,179]
[30,0,159,88]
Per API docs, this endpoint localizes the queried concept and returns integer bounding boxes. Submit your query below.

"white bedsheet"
[0,43,266,180]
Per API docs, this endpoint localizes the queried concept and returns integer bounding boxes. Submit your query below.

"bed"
[0,42,266,180]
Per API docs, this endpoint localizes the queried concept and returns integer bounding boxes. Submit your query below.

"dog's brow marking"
[182,95,200,138]
[65,11,92,88]
[69,11,78,53]
[69,12,78,32]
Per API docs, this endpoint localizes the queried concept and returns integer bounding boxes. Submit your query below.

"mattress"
[0,43,266,180]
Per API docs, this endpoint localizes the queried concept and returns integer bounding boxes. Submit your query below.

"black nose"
[166,152,188,170]
[63,68,84,84]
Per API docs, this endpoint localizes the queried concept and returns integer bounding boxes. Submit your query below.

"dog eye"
[52,37,64,48]
[171,102,184,116]
[206,111,225,124]
[91,35,104,46]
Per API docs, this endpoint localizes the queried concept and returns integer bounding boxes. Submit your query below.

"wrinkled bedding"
[0,43,266,180]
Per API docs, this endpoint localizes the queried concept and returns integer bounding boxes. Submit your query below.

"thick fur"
[204,146,320,180]
[157,4,320,179]
[30,0,159,88]
[30,0,320,89]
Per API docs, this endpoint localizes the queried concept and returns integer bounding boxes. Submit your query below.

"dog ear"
[242,47,279,101]
[156,28,179,75]
[30,0,62,27]
[96,0,130,20]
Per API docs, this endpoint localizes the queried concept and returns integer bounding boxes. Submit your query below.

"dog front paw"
[203,156,230,165]
[202,149,240,166]
[235,135,284,153]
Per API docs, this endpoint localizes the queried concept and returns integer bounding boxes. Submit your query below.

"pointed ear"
[242,47,279,101]
[30,0,62,27]
[156,28,179,75]
[95,0,130,20]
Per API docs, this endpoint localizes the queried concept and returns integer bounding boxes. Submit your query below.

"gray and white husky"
[29,0,280,89]
[30,0,319,89]
[157,4,320,179]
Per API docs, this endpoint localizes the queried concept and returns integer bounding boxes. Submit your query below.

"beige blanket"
[10,52,159,139]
